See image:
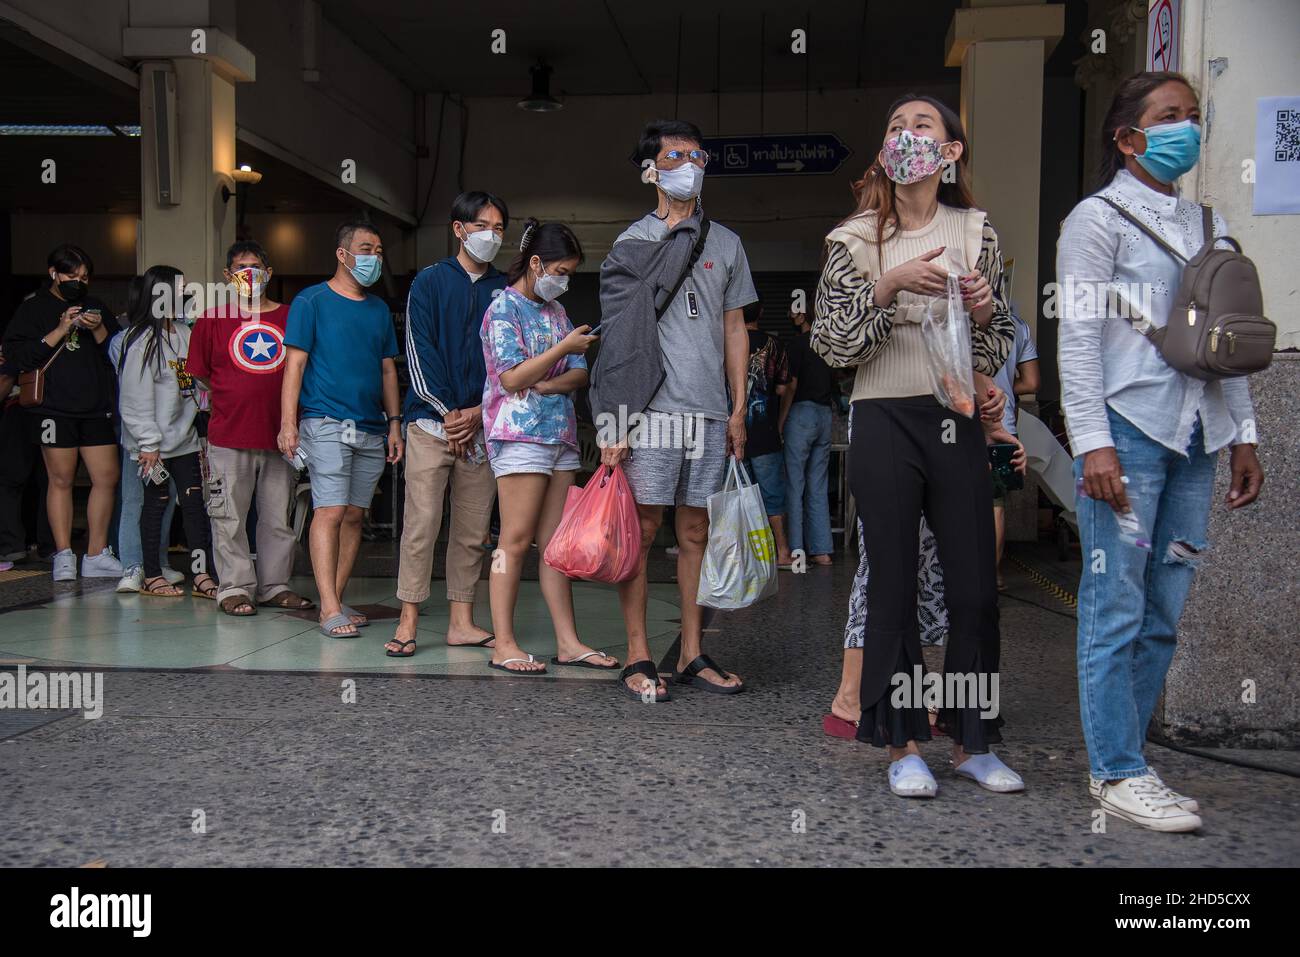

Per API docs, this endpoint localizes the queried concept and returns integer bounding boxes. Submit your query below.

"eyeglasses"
[659,149,710,168]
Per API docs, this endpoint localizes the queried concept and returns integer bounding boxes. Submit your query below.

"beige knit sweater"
[830,205,981,400]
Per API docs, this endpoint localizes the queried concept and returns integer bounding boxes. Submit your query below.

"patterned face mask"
[880,129,951,185]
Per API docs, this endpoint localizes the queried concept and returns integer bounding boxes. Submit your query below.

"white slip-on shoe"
[1090,770,1199,814]
[82,547,124,578]
[161,566,185,585]
[116,566,144,593]
[52,548,77,582]
[889,753,938,798]
[953,752,1025,793]
[1097,774,1203,832]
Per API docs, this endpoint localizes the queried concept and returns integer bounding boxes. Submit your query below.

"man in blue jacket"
[386,191,508,658]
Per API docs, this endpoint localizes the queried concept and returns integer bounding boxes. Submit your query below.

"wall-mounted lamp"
[221,164,263,239]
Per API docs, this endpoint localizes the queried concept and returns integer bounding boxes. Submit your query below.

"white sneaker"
[1091,769,1199,813]
[160,567,185,585]
[1095,774,1203,832]
[1148,767,1200,813]
[52,548,77,582]
[116,566,144,593]
[81,548,124,578]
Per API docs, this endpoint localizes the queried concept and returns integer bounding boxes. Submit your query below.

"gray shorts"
[299,417,387,509]
[621,412,727,509]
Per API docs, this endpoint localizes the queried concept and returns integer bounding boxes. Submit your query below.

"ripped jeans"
[1075,407,1216,781]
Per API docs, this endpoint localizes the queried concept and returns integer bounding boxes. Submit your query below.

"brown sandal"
[259,590,316,610]
[140,576,183,598]
[220,595,257,617]
[192,575,219,600]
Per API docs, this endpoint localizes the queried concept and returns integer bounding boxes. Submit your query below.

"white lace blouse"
[1056,169,1256,457]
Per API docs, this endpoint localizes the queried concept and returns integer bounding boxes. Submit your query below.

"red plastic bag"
[543,464,642,583]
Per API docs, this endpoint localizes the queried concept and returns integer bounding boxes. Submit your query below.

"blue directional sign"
[700,132,853,177]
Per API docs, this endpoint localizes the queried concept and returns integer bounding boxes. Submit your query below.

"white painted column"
[946,0,1065,336]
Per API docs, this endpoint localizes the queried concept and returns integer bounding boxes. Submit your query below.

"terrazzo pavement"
[1,550,1297,867]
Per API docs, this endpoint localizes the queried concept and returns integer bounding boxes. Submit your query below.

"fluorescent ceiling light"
[0,124,118,136]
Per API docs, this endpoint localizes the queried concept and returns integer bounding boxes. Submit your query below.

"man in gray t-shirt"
[600,119,758,702]
[615,214,757,422]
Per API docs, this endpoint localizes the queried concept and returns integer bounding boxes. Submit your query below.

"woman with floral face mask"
[479,219,613,677]
[1058,72,1263,833]
[810,94,1019,800]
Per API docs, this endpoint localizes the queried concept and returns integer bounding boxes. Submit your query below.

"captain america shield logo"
[228,322,285,374]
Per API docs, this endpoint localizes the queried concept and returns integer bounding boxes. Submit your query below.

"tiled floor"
[0,577,682,678]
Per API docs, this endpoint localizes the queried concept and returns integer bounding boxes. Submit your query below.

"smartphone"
[284,446,308,471]
[75,308,101,327]
[583,323,602,337]
[988,443,1024,492]
[139,461,170,485]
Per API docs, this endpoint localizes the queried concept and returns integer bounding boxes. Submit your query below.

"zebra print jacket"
[810,211,1015,377]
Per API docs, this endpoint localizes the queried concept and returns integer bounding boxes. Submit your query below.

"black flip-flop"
[673,654,745,695]
[617,660,669,702]
[553,650,620,670]
[448,633,496,648]
[386,638,416,658]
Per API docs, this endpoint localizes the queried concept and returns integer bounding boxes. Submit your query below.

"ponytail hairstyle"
[505,218,584,285]
[839,93,975,273]
[1097,71,1196,189]
[123,264,184,376]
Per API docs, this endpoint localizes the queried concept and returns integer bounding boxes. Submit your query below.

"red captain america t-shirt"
[187,303,290,451]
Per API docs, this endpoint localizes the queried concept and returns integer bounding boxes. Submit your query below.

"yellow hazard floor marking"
[1008,555,1078,610]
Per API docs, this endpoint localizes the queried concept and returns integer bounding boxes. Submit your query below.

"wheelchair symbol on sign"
[725,144,749,169]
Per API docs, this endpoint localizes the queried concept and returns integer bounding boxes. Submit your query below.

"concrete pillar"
[137,59,237,284]
[1161,0,1300,749]
[124,3,254,285]
[947,2,1064,545]
[946,0,1065,331]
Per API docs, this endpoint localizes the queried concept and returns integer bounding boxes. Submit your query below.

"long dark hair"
[505,218,584,285]
[839,94,976,272]
[1097,71,1196,188]
[122,264,183,375]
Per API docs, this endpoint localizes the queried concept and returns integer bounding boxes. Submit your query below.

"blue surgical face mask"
[345,251,382,287]
[1130,118,1201,184]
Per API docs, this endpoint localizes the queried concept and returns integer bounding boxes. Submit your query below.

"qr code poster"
[1254,96,1300,215]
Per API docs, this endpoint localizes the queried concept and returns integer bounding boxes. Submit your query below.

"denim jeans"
[117,446,175,574]
[1074,408,1216,780]
[783,400,833,555]
[745,452,786,516]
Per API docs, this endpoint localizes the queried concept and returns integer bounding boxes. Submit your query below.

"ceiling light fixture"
[517,60,563,112]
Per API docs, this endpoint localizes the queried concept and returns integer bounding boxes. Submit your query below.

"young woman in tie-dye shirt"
[479,220,614,675]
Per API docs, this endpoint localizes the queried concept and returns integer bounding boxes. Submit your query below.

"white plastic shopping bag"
[697,458,778,610]
[921,273,976,417]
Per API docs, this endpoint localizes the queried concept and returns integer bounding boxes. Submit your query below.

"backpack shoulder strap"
[1200,203,1214,249]
[1095,195,1188,265]
[657,218,710,321]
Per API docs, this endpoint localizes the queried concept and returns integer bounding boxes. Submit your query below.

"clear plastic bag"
[921,273,976,417]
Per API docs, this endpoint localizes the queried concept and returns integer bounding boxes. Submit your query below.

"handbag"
[1097,197,1275,380]
[18,341,66,408]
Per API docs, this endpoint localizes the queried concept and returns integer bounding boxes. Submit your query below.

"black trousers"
[140,451,214,581]
[848,396,1003,753]
[0,400,49,556]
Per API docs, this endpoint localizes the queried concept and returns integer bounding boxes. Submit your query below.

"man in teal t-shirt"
[280,220,404,639]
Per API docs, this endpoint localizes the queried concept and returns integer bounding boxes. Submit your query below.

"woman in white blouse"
[1057,72,1264,833]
